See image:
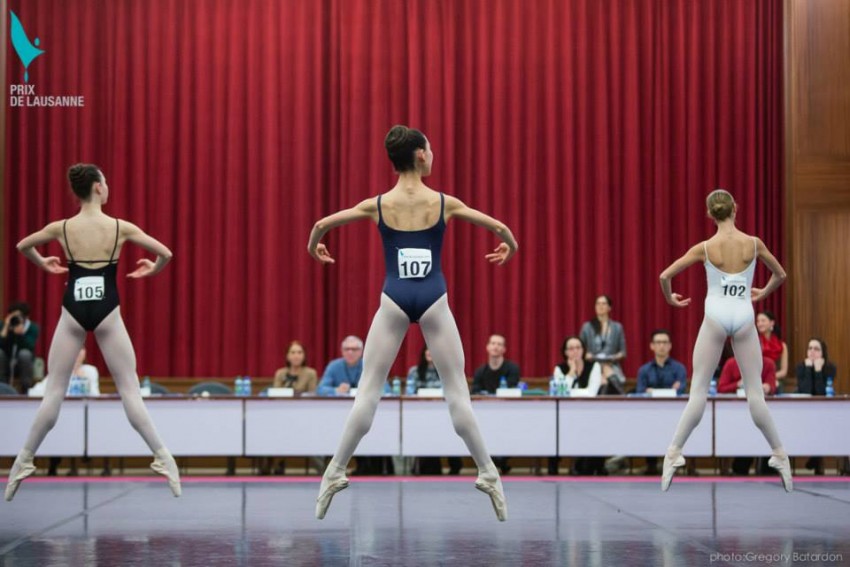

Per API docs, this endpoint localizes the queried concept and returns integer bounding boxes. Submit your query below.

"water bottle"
[392,377,402,396]
[244,376,252,396]
[549,375,558,397]
[142,376,151,391]
[235,376,244,396]
[562,374,571,397]
[68,376,79,396]
[708,378,717,397]
[826,377,834,398]
[499,376,508,390]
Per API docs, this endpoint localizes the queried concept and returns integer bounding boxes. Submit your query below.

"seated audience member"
[554,336,604,395]
[636,330,687,395]
[472,335,520,474]
[471,334,520,394]
[579,295,626,393]
[272,341,318,395]
[635,329,687,475]
[406,347,442,394]
[317,335,391,475]
[0,301,39,393]
[796,337,837,475]
[407,347,462,475]
[756,311,789,391]
[259,341,318,474]
[718,356,776,475]
[795,338,836,396]
[552,336,607,476]
[317,336,364,396]
[549,336,604,474]
[718,356,776,396]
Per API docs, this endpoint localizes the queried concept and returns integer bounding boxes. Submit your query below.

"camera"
[9,315,22,328]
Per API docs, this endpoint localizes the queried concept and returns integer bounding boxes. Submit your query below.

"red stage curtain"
[3,0,784,380]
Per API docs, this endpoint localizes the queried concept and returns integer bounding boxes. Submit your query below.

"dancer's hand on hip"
[41,256,68,275]
[127,259,156,279]
[666,293,691,308]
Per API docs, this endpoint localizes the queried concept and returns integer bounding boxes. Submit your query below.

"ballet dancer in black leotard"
[5,164,181,501]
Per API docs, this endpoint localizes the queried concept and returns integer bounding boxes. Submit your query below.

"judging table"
[1,396,848,457]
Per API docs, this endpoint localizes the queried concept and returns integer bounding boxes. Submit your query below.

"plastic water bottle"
[392,377,402,396]
[142,376,151,391]
[235,376,244,396]
[499,376,508,390]
[68,376,79,396]
[826,377,835,398]
[244,376,252,396]
[708,378,717,397]
[562,374,571,397]
[549,375,558,397]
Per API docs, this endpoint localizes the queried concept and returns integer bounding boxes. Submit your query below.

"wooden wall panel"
[792,211,850,389]
[786,0,850,393]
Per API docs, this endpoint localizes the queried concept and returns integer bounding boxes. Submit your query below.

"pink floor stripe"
[20,475,850,484]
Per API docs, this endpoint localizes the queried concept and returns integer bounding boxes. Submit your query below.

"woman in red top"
[756,311,788,386]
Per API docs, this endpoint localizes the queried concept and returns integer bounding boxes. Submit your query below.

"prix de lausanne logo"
[8,10,84,108]
[9,10,44,83]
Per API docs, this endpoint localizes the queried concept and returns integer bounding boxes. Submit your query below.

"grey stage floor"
[1,476,848,566]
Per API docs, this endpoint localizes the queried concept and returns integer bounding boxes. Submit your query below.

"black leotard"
[61,219,120,331]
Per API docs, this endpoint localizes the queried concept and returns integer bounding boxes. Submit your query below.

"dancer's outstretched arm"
[659,243,705,307]
[16,222,67,274]
[307,198,378,263]
[444,196,518,264]
[121,221,173,278]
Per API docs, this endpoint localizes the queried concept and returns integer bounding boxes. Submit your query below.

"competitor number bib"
[74,276,105,302]
[397,248,432,279]
[720,274,748,300]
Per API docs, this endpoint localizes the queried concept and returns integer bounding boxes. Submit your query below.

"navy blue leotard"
[378,193,447,322]
[62,219,121,331]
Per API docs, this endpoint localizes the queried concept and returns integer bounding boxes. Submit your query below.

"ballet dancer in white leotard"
[658,189,792,492]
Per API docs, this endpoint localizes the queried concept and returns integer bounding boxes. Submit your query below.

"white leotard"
[703,238,757,335]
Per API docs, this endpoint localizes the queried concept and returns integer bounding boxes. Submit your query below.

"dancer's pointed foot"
[661,449,685,492]
[5,450,36,502]
[475,467,508,521]
[150,448,182,497]
[316,476,349,519]
[768,454,793,493]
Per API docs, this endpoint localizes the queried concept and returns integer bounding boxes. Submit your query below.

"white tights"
[669,317,784,455]
[22,307,167,455]
[326,294,496,474]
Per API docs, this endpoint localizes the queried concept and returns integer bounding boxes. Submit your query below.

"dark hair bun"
[67,163,102,201]
[384,125,427,172]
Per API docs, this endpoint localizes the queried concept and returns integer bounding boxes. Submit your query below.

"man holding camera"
[0,302,40,393]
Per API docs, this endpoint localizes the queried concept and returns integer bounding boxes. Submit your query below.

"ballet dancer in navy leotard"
[5,164,181,501]
[308,125,518,521]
